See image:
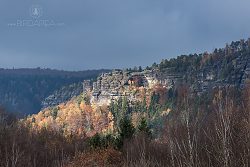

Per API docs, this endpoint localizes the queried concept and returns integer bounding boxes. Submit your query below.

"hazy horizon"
[0,38,246,72]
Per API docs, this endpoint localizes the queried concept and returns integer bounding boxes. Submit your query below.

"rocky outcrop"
[39,39,250,113]
[85,39,250,103]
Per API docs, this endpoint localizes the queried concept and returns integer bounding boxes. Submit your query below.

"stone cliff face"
[40,39,250,111]
[156,39,250,94]
[84,49,250,106]
[40,39,250,110]
[89,70,165,106]
[194,41,250,93]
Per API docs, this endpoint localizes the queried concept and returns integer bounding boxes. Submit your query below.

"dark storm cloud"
[0,0,250,70]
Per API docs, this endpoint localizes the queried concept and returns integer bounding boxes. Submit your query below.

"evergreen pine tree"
[138,117,151,137]
[122,97,129,115]
[119,116,135,140]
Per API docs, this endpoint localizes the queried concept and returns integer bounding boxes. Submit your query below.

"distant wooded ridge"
[0,68,110,115]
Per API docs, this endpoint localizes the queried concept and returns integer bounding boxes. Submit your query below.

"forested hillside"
[1,38,250,167]
[0,68,109,115]
[150,39,250,92]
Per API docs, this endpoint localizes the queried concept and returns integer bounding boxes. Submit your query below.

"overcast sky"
[0,0,250,70]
